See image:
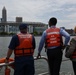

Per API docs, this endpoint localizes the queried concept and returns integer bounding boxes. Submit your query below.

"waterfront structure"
[0,21,47,34]
[0,6,47,34]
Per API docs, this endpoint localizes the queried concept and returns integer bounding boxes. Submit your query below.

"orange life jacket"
[45,27,63,48]
[14,33,34,56]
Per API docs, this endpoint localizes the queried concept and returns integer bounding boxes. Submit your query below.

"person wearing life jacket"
[5,23,36,75]
[65,26,76,75]
[37,17,70,75]
[14,33,34,57]
[45,27,63,48]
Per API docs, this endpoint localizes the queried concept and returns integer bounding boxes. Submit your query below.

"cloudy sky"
[0,0,76,29]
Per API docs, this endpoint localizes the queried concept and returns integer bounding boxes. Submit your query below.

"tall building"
[0,7,47,34]
[2,6,7,22]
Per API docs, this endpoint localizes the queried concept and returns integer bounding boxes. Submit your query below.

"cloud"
[0,0,76,29]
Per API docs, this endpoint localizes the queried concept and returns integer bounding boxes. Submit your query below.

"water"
[0,36,74,75]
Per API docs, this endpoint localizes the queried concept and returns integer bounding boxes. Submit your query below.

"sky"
[0,0,76,29]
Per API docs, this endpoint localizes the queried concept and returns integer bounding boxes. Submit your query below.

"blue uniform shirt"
[38,26,70,53]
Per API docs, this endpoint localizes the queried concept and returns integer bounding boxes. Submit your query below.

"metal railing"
[0,56,73,75]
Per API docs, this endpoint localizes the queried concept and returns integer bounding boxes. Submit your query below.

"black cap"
[19,23,27,30]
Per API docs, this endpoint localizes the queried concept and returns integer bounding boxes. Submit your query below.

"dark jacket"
[65,37,76,61]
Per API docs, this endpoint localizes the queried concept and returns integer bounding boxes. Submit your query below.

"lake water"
[0,36,74,75]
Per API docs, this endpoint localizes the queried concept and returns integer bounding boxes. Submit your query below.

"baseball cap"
[19,23,27,30]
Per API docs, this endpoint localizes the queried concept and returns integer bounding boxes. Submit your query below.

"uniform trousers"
[72,61,76,75]
[47,46,63,75]
[14,56,35,75]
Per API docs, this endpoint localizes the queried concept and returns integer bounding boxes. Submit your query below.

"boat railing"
[0,56,74,75]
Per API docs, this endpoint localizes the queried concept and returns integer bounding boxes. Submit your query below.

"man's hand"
[5,57,9,63]
[37,53,41,59]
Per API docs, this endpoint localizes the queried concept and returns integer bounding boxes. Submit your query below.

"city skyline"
[0,0,76,29]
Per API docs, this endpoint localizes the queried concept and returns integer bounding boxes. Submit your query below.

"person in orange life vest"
[65,26,76,75]
[5,23,36,75]
[37,17,70,75]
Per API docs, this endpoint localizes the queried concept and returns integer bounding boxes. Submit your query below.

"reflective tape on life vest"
[45,28,63,47]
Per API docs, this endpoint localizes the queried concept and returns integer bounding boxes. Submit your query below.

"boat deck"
[0,56,74,75]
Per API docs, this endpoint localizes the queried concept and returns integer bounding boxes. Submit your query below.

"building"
[16,17,22,22]
[2,6,7,22]
[0,6,47,34]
